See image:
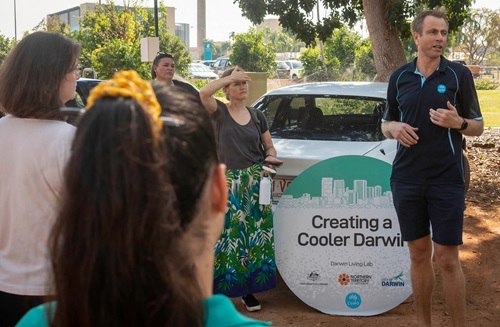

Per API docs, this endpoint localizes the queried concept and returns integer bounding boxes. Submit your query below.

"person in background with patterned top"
[16,71,271,327]
[382,8,483,327]
[199,66,283,312]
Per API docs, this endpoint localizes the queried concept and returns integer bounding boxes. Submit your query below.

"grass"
[477,90,500,128]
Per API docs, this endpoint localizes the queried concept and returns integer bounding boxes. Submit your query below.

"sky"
[0,0,255,47]
[0,0,498,47]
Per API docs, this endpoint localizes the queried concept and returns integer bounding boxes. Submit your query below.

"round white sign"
[274,155,412,316]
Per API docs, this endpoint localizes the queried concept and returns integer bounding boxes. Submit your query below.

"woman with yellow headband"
[16,71,270,327]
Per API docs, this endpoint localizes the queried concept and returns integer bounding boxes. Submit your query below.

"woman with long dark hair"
[0,31,80,326]
[16,71,270,327]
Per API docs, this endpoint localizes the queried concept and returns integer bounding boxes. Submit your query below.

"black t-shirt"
[172,79,200,100]
[383,56,482,185]
[212,101,269,170]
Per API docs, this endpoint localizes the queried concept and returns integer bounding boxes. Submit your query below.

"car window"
[277,62,289,69]
[255,95,385,142]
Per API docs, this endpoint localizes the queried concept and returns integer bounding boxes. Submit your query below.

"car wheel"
[292,74,298,80]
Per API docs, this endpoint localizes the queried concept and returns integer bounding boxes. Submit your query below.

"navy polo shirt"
[383,56,482,185]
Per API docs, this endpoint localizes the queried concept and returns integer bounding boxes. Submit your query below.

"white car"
[251,82,397,203]
[280,60,304,79]
[188,63,219,80]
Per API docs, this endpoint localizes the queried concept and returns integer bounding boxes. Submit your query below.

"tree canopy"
[456,8,500,65]
[230,27,275,73]
[233,0,473,81]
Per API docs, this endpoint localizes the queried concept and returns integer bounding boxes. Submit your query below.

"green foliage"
[230,28,275,73]
[299,47,322,76]
[261,26,294,53]
[456,8,500,65]
[0,35,16,64]
[68,1,191,79]
[233,0,471,46]
[324,26,360,71]
[188,79,224,97]
[354,39,377,81]
[474,80,500,90]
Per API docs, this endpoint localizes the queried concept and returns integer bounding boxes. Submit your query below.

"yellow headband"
[85,70,162,139]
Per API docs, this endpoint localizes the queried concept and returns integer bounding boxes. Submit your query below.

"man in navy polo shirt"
[382,8,484,327]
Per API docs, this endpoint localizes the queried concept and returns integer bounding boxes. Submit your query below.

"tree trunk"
[362,0,407,82]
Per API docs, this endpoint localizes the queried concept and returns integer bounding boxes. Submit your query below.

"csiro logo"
[437,84,446,93]
[345,292,362,309]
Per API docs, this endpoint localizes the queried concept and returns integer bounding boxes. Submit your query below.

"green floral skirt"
[213,163,276,297]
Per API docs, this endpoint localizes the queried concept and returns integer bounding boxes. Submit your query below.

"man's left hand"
[429,101,462,129]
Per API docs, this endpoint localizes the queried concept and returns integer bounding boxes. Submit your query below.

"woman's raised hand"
[230,65,251,82]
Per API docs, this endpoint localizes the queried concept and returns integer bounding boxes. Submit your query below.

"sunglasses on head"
[156,52,174,60]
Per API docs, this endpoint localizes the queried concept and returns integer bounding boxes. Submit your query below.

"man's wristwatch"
[458,118,468,131]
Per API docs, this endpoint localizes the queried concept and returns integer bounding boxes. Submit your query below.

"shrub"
[474,80,500,90]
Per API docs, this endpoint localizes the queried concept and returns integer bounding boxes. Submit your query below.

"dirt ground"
[231,128,500,326]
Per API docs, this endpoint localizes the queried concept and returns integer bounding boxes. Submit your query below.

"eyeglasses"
[60,107,185,127]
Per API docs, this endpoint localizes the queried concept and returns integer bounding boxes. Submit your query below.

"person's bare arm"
[199,65,250,114]
[261,131,283,168]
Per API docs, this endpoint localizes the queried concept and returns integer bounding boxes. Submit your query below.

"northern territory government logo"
[338,273,372,286]
[345,292,362,309]
[381,271,405,287]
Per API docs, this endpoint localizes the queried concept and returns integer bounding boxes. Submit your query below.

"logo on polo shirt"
[437,84,446,93]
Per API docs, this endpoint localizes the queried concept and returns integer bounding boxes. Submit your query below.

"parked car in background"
[200,60,216,69]
[252,81,471,203]
[188,63,219,80]
[281,60,304,79]
[65,78,102,109]
[274,61,291,79]
[212,57,232,76]
[64,78,102,125]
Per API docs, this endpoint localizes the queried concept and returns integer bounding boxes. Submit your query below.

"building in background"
[176,23,190,49]
[48,2,176,36]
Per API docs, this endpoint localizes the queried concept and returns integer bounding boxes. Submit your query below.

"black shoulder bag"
[246,106,266,160]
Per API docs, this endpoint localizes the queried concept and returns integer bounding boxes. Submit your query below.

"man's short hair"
[412,8,449,35]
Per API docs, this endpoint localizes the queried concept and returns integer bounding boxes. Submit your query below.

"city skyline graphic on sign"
[279,177,394,209]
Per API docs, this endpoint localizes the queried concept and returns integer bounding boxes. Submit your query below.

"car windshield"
[189,64,211,72]
[290,61,303,69]
[253,94,386,142]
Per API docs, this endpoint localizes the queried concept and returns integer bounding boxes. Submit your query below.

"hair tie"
[85,70,162,139]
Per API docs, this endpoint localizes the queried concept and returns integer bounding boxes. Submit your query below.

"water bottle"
[259,176,271,205]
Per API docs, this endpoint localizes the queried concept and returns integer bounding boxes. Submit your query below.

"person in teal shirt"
[16,71,270,327]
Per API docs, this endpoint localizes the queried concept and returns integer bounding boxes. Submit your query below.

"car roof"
[263,81,388,99]
[77,78,102,83]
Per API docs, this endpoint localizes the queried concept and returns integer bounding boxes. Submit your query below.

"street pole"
[154,0,159,37]
[14,0,17,40]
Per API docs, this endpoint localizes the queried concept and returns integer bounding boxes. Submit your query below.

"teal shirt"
[16,294,271,327]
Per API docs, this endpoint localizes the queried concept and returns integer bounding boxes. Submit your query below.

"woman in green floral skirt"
[200,66,283,312]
